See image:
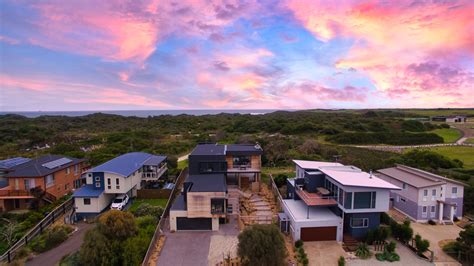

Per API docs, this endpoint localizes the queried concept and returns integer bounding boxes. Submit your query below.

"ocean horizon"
[0,109,292,118]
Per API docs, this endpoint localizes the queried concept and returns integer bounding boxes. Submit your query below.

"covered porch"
[437,200,457,223]
[226,170,261,190]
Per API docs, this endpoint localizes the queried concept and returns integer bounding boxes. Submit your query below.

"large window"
[351,218,369,228]
[344,192,352,209]
[199,162,227,173]
[211,198,225,214]
[232,156,251,168]
[46,174,54,187]
[354,192,376,209]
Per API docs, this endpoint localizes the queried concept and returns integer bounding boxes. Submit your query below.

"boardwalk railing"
[0,197,74,263]
[141,167,188,266]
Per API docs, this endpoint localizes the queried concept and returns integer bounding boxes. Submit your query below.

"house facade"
[376,164,465,223]
[431,115,467,123]
[281,160,400,242]
[170,143,262,231]
[0,155,87,212]
[73,152,167,220]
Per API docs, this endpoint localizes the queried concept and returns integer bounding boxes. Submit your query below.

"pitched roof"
[5,155,84,178]
[376,164,466,188]
[185,173,226,192]
[0,157,31,170]
[73,184,103,198]
[87,152,165,177]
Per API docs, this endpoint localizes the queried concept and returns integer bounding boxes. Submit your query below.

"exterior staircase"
[343,234,359,252]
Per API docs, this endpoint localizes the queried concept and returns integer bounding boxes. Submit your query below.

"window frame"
[83,198,91,205]
[350,217,369,228]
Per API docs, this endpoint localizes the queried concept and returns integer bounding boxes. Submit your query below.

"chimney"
[369,170,373,178]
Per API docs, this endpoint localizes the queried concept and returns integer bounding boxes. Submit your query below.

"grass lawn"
[261,166,294,183]
[465,138,474,144]
[428,146,474,169]
[178,159,188,169]
[129,198,168,212]
[431,128,462,143]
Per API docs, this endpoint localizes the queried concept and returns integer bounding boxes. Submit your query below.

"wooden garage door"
[301,226,337,241]
[176,217,212,230]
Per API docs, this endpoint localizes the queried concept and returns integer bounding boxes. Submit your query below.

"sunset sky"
[0,0,473,111]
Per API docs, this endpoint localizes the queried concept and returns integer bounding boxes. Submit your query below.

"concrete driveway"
[304,241,346,266]
[411,223,461,264]
[157,232,212,266]
[157,216,240,266]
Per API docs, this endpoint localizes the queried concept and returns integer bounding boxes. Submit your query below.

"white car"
[110,194,129,210]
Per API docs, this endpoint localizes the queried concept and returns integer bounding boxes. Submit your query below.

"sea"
[0,109,289,118]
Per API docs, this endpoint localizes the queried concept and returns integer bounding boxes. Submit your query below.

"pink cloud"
[286,0,474,107]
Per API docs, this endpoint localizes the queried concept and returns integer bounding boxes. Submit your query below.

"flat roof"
[190,143,263,156]
[171,194,186,211]
[377,164,466,188]
[293,159,400,190]
[186,173,226,192]
[73,185,103,198]
[87,152,164,177]
[293,159,343,170]
[283,199,341,222]
[321,168,400,190]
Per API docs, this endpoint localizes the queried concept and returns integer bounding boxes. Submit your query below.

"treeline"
[327,132,444,145]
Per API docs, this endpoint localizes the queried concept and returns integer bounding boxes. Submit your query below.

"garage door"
[301,226,337,241]
[176,217,212,230]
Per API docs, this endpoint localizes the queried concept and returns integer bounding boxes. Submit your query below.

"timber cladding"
[187,191,226,218]
[225,155,261,169]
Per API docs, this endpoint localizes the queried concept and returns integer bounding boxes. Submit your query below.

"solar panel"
[0,157,31,169]
[42,158,72,169]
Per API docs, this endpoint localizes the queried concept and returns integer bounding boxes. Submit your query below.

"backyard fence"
[0,197,74,263]
[141,167,188,266]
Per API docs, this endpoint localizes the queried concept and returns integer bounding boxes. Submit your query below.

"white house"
[73,152,167,219]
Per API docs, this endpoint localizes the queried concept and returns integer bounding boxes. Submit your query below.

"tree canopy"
[237,224,287,266]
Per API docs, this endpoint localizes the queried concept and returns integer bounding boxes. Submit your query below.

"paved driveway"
[411,223,461,264]
[304,241,346,266]
[157,232,212,266]
[26,222,93,266]
[157,217,240,266]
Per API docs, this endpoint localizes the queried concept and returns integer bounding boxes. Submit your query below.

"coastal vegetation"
[0,110,473,217]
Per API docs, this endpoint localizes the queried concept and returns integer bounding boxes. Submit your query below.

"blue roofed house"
[281,160,400,242]
[73,152,167,220]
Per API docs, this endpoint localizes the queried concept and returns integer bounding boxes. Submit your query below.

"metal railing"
[0,197,74,263]
[141,167,188,266]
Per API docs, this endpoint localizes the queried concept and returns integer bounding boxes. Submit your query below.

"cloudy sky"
[0,0,473,111]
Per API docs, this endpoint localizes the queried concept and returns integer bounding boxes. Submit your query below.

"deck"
[295,189,338,206]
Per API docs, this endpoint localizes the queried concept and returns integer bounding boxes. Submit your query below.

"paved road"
[26,222,93,266]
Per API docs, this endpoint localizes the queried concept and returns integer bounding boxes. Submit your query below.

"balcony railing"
[142,164,167,180]
[295,187,338,206]
[0,190,34,198]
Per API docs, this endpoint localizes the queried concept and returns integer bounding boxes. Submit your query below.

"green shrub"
[386,241,396,253]
[301,257,308,266]
[415,234,430,255]
[355,243,371,259]
[29,225,72,253]
[294,240,303,248]
[385,252,400,262]
[338,256,345,266]
[132,203,163,219]
[381,212,392,225]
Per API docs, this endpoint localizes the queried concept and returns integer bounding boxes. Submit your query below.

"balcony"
[0,189,34,199]
[295,187,338,206]
[142,164,167,180]
[227,165,261,173]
